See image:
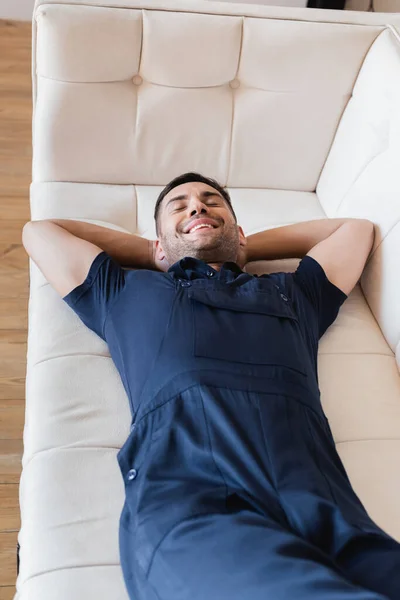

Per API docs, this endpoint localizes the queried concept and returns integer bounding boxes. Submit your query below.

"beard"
[160,222,241,267]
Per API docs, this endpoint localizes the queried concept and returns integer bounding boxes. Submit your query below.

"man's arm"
[23,219,161,300]
[27,219,156,270]
[245,218,375,296]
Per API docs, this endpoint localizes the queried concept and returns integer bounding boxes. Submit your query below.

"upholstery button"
[127,469,137,481]
[229,79,240,89]
[280,293,288,302]
[207,271,215,277]
[132,75,143,86]
[180,280,191,287]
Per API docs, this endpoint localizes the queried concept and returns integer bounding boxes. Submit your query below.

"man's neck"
[207,262,224,271]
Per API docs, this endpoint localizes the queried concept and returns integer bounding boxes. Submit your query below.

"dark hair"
[154,172,237,236]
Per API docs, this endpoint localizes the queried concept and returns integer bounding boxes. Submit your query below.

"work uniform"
[63,252,400,600]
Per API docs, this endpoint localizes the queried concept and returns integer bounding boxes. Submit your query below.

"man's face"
[154,182,246,270]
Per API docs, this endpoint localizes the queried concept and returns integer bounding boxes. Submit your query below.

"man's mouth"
[184,218,220,234]
[187,223,217,234]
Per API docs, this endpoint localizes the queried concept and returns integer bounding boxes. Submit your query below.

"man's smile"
[184,217,220,234]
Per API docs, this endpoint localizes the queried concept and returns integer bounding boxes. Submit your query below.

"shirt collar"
[168,256,244,281]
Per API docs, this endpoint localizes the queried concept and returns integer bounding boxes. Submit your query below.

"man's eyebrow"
[165,190,222,208]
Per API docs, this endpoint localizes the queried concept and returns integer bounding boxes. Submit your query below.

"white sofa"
[18,0,400,598]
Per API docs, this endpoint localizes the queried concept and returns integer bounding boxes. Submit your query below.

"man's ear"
[154,239,166,261]
[238,225,247,249]
[153,239,171,272]
[235,226,248,269]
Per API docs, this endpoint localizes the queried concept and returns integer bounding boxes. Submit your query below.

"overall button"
[130,423,136,432]
[127,469,137,481]
[206,271,215,277]
[280,293,288,302]
[180,280,191,287]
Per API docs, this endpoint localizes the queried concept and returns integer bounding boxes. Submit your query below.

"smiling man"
[22,171,400,600]
[152,178,246,272]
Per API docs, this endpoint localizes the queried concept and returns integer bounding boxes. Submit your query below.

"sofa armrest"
[316,28,400,363]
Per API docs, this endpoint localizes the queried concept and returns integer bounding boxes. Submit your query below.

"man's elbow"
[358,218,375,231]
[361,218,375,246]
[351,219,375,261]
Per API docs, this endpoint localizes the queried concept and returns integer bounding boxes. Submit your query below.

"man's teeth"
[189,224,214,233]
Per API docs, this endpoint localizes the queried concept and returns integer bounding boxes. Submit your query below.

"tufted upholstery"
[18,1,400,598]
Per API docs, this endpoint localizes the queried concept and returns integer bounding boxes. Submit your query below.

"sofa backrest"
[32,0,400,364]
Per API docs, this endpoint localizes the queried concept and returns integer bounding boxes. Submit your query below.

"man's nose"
[189,199,208,216]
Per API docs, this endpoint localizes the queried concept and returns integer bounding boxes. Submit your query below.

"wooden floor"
[0,19,32,600]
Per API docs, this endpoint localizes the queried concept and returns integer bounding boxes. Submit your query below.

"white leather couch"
[18,0,400,598]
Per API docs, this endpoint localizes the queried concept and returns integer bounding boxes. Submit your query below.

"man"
[22,172,400,600]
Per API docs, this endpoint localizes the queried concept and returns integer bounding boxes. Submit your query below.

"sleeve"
[62,251,126,341]
[291,254,348,339]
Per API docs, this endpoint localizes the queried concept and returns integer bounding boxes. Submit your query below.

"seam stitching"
[304,408,339,506]
[199,388,230,512]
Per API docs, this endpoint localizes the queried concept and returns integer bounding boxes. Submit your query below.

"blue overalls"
[62,252,400,600]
